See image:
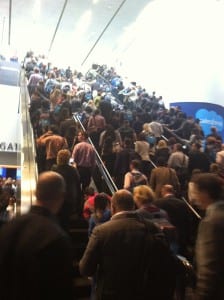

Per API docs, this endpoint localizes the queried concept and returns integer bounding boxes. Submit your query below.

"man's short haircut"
[157,156,167,167]
[190,173,224,201]
[50,124,59,134]
[56,149,71,165]
[36,171,65,202]
[130,159,141,170]
[84,186,95,196]
[78,130,88,139]
[175,143,183,151]
[94,193,110,211]
[112,190,134,211]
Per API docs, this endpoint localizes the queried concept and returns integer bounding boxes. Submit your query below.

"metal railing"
[181,197,201,220]
[20,71,38,214]
[162,125,189,147]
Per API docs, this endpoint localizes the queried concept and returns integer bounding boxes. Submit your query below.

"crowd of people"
[0,177,20,221]
[0,50,223,299]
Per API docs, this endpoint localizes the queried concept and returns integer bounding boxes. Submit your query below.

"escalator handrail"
[149,158,157,169]
[73,113,201,220]
[181,197,202,220]
[161,134,168,142]
[20,71,38,213]
[73,113,118,194]
[162,125,189,146]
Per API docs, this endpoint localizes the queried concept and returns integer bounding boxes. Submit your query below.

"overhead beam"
[8,0,12,45]
[1,16,6,45]
[48,0,69,53]
[81,0,127,66]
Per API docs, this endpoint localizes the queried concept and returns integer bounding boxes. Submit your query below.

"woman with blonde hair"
[141,123,156,152]
[133,185,168,220]
[133,185,155,206]
[50,89,61,111]
[133,185,177,251]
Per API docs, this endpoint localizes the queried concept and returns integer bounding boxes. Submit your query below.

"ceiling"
[0,0,151,69]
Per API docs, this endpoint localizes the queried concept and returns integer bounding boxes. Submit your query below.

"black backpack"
[137,218,178,300]
[129,171,147,191]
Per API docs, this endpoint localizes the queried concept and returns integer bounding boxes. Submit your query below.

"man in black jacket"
[189,173,224,300]
[80,189,176,300]
[155,184,192,257]
[114,138,141,188]
[52,149,82,228]
[188,142,210,175]
[0,171,74,300]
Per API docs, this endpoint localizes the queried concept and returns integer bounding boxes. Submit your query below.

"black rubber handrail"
[162,125,189,146]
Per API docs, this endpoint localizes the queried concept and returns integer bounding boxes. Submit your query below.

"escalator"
[20,70,202,299]
[19,70,38,214]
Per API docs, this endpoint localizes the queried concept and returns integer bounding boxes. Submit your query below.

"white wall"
[0,85,21,153]
[110,0,224,108]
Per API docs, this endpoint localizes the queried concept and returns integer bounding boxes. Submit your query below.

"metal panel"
[0,61,20,86]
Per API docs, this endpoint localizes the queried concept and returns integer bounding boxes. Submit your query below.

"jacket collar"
[111,211,139,221]
[29,205,54,219]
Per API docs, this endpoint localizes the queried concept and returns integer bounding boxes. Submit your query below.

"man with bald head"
[0,171,73,300]
[80,189,176,300]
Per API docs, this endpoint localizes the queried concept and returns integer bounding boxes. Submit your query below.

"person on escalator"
[87,109,106,152]
[123,159,148,192]
[72,130,95,191]
[88,193,111,236]
[114,138,141,189]
[150,156,180,199]
[83,187,98,220]
[52,149,82,229]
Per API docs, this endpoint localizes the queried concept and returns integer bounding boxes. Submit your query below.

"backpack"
[174,154,189,185]
[137,218,177,300]
[138,206,177,252]
[44,79,56,95]
[129,171,147,191]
